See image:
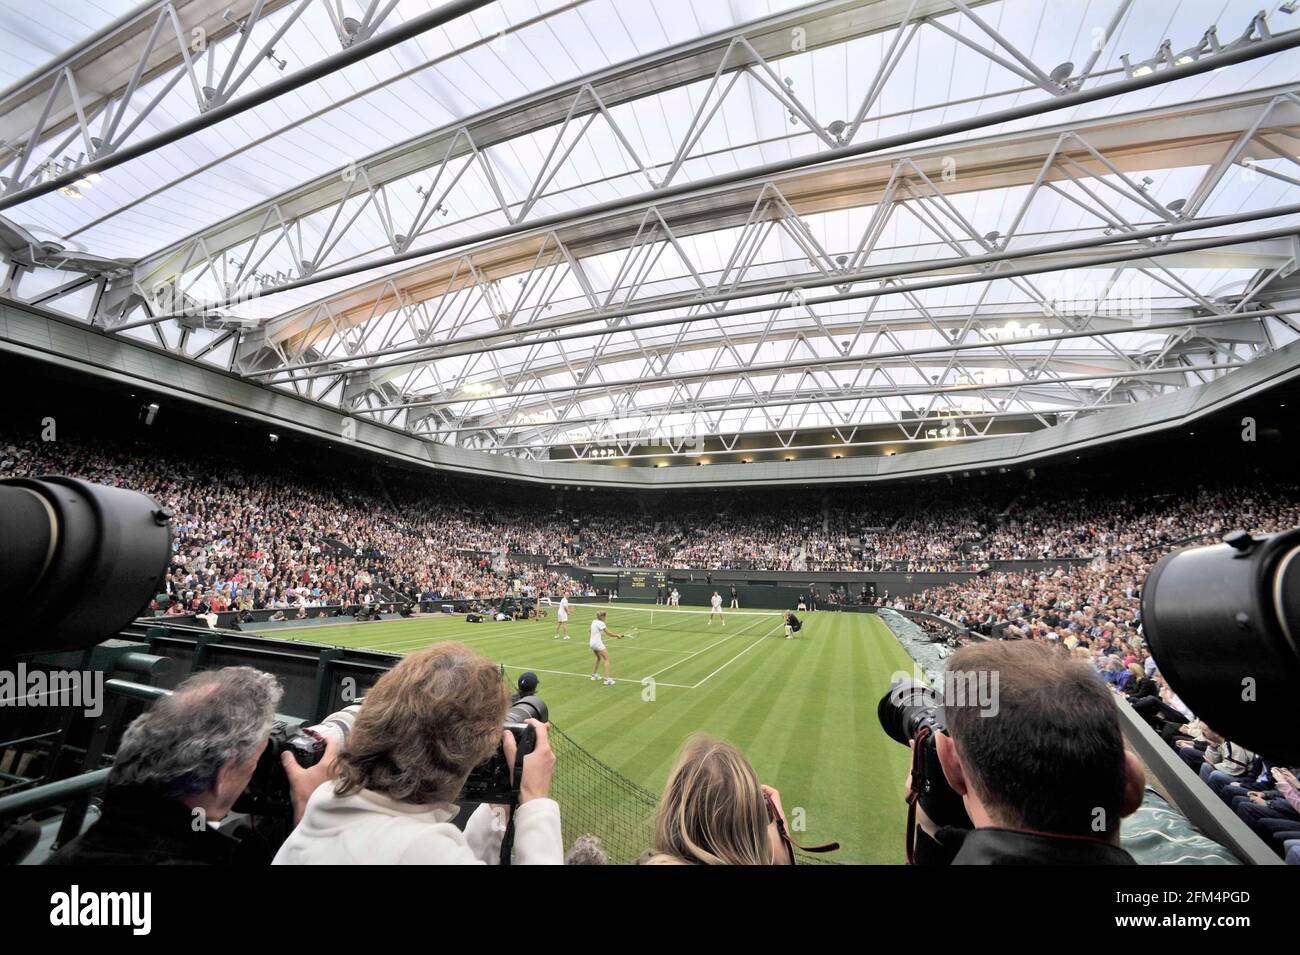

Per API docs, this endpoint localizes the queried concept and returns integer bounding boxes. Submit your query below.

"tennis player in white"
[708,590,725,626]
[553,595,571,639]
[589,610,625,686]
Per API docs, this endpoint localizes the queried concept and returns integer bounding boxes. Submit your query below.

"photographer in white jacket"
[273,642,562,865]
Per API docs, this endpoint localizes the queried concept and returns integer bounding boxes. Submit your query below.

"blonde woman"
[589,609,625,686]
[640,735,792,865]
[553,594,571,640]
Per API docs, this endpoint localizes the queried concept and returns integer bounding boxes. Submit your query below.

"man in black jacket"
[928,641,1146,864]
[46,666,333,866]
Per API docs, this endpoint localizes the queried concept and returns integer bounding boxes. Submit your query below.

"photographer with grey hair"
[46,666,334,866]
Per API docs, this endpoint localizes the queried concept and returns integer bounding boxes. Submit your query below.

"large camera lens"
[508,695,548,725]
[0,476,172,656]
[1142,528,1300,763]
[876,677,943,746]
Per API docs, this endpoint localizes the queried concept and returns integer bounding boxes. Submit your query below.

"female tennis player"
[589,610,627,686]
[553,594,571,640]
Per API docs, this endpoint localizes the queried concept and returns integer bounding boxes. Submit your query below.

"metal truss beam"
[261,230,1298,390]
[417,400,1120,441]
[0,0,495,210]
[342,312,1207,400]
[0,1,294,144]
[133,24,1300,318]
[410,362,1242,456]
[249,83,1300,355]
[359,309,1277,414]
[127,0,994,288]
[245,221,1300,390]
[415,371,1168,440]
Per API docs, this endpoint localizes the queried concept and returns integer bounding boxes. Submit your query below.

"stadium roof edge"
[3,297,1297,491]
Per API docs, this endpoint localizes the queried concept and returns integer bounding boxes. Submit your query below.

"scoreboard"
[623,570,666,591]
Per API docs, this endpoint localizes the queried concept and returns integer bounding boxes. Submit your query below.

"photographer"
[512,671,540,703]
[46,667,334,866]
[272,642,562,865]
[924,641,1146,864]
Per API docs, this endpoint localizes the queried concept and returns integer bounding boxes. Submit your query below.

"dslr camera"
[877,677,972,864]
[459,695,548,805]
[235,704,363,816]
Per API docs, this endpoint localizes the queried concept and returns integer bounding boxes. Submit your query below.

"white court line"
[594,643,684,654]
[493,663,694,689]
[690,622,787,688]
[643,613,778,680]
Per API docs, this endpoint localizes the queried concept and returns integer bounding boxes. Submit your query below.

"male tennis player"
[708,590,725,626]
[589,610,625,686]
[554,594,571,639]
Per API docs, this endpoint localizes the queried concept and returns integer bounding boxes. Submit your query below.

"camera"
[459,695,548,806]
[877,677,972,863]
[235,704,362,816]
[1141,527,1300,763]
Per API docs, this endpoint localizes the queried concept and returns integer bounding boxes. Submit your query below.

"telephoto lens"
[507,695,548,727]
[1141,527,1300,763]
[0,476,172,656]
[877,677,944,746]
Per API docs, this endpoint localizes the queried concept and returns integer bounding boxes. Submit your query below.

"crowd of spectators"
[0,434,584,612]
[3,431,1297,609]
[891,477,1300,863]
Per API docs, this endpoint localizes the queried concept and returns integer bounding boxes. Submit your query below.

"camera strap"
[765,791,838,863]
[904,725,933,865]
[496,746,528,866]
[498,810,516,866]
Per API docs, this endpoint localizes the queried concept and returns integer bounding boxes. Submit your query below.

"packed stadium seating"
[4,429,1297,606]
